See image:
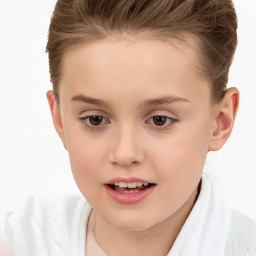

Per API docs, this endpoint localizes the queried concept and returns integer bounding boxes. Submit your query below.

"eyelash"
[79,115,178,129]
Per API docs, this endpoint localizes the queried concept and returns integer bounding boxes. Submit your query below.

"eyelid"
[78,108,108,116]
[146,108,178,117]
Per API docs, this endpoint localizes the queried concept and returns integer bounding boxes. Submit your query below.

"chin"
[104,213,158,232]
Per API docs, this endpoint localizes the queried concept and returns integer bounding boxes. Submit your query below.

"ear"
[208,87,239,151]
[46,90,67,149]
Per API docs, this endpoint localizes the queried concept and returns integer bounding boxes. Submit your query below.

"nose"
[109,124,145,168]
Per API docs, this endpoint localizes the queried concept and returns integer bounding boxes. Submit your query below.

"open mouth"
[108,182,155,193]
[105,180,156,204]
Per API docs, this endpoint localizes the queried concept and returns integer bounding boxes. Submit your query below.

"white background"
[0,0,256,220]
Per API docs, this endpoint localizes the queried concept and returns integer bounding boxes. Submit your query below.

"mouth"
[107,182,155,193]
[104,179,156,204]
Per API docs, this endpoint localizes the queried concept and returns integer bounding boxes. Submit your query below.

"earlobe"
[208,87,239,151]
[46,90,67,149]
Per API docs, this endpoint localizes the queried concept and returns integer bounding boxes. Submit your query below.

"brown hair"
[46,0,237,103]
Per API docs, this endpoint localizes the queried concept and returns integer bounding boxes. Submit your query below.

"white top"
[1,174,256,256]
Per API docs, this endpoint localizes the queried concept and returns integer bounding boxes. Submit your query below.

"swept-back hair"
[47,0,237,103]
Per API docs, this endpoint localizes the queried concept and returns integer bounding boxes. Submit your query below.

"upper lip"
[105,177,155,184]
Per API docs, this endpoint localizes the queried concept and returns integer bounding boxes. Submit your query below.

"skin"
[0,223,13,256]
[47,36,239,256]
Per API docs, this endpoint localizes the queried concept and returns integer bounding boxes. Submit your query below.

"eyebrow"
[71,94,108,107]
[143,96,190,106]
[71,94,190,107]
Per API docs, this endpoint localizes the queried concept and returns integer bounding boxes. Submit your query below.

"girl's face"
[54,37,217,231]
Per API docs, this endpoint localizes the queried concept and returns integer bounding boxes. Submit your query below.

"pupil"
[89,116,102,125]
[153,116,166,126]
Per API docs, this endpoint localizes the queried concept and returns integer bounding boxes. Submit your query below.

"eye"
[147,115,176,127]
[80,115,109,127]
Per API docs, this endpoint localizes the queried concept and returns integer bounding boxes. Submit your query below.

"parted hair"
[46,0,237,103]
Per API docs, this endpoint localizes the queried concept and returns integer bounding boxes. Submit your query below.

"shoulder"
[200,174,256,255]
[2,193,91,255]
[5,193,89,231]
[225,210,256,255]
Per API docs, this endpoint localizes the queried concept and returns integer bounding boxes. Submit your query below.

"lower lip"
[104,185,156,204]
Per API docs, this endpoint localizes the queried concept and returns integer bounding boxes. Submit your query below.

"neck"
[91,185,200,256]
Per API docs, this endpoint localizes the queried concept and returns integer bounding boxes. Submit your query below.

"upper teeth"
[112,182,149,188]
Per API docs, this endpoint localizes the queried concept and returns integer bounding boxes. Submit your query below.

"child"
[1,0,256,255]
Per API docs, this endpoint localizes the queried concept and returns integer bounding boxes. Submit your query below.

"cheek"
[146,126,210,214]
[149,121,211,185]
[64,129,107,194]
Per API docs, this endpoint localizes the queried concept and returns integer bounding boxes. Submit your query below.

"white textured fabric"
[2,194,90,256]
[168,174,256,256]
[225,210,256,255]
[1,174,256,256]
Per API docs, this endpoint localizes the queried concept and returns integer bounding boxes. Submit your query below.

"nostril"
[112,160,140,167]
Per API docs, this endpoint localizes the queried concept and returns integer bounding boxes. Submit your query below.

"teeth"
[127,182,136,188]
[136,182,143,187]
[119,182,128,188]
[111,182,149,188]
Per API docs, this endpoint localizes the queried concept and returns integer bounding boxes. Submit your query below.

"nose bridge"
[110,122,144,167]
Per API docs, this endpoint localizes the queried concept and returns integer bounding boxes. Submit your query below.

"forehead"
[60,36,210,105]
[62,35,202,76]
